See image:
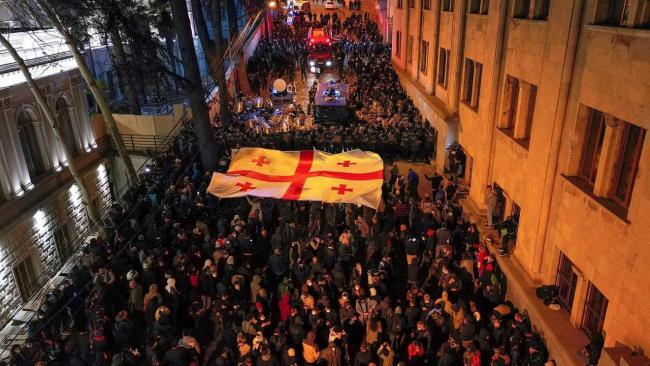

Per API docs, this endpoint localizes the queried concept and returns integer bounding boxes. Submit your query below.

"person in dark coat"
[163,342,190,366]
[582,332,604,366]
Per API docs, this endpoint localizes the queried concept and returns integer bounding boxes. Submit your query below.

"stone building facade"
[0,31,112,326]
[387,0,650,364]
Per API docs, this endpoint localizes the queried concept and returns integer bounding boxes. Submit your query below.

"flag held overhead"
[207,147,384,209]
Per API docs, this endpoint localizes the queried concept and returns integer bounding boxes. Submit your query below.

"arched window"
[18,110,46,180]
[55,97,78,155]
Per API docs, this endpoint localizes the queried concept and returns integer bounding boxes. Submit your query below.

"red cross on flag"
[207,147,384,209]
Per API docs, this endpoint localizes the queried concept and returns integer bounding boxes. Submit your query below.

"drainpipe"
[405,0,410,71]
[531,0,586,275]
[415,0,423,81]
[451,0,467,113]
[430,0,442,90]
[484,0,509,194]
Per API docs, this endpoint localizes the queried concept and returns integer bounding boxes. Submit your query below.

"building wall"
[387,0,650,359]
[0,162,112,325]
[542,16,650,354]
[0,37,111,326]
[0,68,97,199]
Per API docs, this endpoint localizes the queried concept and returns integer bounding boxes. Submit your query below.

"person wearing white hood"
[166,277,178,295]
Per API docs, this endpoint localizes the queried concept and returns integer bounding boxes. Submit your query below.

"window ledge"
[585,24,650,38]
[460,100,478,113]
[498,128,530,150]
[510,17,548,24]
[561,175,630,223]
[466,13,488,18]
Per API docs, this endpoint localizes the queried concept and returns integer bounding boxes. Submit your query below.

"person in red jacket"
[407,340,425,366]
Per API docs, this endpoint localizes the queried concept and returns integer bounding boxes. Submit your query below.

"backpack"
[535,285,557,300]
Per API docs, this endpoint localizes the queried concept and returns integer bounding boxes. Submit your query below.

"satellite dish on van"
[273,79,287,93]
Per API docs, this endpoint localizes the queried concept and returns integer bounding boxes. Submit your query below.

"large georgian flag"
[207,147,384,209]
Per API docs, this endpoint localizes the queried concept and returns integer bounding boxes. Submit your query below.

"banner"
[207,147,384,208]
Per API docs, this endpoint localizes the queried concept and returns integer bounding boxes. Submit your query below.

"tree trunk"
[169,0,218,170]
[0,32,102,231]
[108,27,141,114]
[225,0,239,38]
[225,0,239,96]
[34,0,139,184]
[164,34,181,93]
[210,0,231,126]
[191,0,222,87]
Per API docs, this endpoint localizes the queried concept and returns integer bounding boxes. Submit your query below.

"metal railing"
[96,133,174,155]
[0,113,189,359]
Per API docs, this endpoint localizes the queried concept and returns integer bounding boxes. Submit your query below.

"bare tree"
[0,32,102,229]
[34,0,139,183]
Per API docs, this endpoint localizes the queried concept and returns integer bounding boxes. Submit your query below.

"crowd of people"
[246,24,308,94]
[213,121,436,163]
[5,9,569,366]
